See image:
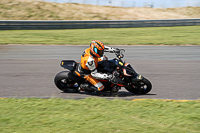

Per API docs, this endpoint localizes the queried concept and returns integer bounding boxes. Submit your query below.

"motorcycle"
[54,48,152,95]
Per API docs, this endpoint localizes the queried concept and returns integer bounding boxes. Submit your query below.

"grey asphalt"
[0,45,200,100]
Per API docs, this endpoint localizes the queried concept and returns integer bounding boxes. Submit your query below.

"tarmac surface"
[0,45,200,100]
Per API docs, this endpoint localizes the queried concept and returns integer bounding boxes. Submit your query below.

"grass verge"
[0,98,200,133]
[0,26,200,45]
[1,0,200,20]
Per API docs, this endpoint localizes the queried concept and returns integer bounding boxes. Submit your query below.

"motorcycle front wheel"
[125,78,152,94]
[54,71,79,93]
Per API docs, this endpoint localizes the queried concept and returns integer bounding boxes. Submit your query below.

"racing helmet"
[90,40,105,58]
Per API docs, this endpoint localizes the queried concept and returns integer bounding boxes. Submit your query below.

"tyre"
[125,78,152,94]
[54,71,79,93]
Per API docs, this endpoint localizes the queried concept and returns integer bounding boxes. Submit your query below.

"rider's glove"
[115,48,120,54]
[105,46,120,53]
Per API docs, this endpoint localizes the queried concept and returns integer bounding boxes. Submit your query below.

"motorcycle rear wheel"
[126,78,152,94]
[54,71,79,93]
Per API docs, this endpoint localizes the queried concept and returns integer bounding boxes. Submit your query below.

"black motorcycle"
[54,48,152,94]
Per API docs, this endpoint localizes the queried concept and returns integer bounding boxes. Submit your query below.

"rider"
[75,40,119,92]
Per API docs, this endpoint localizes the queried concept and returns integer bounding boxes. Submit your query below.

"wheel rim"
[139,82,147,91]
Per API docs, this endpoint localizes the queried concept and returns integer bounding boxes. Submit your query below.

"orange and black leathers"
[76,48,110,91]
[81,48,98,73]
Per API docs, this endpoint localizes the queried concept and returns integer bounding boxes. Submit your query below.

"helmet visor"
[98,49,104,57]
[94,45,104,57]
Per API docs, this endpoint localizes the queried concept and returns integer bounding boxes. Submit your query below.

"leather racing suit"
[75,46,117,91]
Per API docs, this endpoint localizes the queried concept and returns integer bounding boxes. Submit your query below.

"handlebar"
[114,48,125,59]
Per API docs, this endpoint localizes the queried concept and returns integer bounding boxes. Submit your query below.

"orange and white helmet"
[90,40,105,58]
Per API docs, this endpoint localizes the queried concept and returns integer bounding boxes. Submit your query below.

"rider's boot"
[89,85,99,92]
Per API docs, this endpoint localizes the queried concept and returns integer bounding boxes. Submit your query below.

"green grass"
[0,98,200,133]
[0,26,200,45]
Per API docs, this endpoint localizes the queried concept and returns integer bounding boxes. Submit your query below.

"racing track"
[0,45,200,100]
